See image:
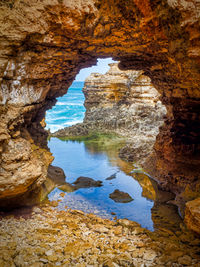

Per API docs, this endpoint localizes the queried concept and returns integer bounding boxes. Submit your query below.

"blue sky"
[75,58,116,81]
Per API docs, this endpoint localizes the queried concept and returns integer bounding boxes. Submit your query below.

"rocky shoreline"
[51,64,200,234]
[52,63,166,164]
[0,203,200,267]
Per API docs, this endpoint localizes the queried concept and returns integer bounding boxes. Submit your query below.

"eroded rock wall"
[54,63,166,161]
[0,0,200,208]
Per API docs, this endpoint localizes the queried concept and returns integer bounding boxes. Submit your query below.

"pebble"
[0,204,199,266]
[178,255,192,265]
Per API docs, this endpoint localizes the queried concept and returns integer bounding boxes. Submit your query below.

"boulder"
[109,189,133,203]
[73,176,103,189]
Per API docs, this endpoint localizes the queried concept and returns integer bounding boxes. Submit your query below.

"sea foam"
[45,83,85,133]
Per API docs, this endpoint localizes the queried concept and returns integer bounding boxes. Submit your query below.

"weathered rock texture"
[54,63,166,161]
[0,0,200,211]
[185,198,200,234]
[0,205,200,266]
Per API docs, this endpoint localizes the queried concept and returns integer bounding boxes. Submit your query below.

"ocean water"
[45,81,85,133]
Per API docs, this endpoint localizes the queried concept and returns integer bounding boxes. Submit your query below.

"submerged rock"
[73,176,103,189]
[106,173,117,180]
[58,183,76,193]
[57,176,103,193]
[109,189,133,203]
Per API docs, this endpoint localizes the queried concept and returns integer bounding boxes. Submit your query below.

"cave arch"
[0,0,199,208]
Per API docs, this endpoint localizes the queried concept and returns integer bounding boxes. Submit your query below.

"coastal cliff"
[53,63,166,162]
[53,63,200,233]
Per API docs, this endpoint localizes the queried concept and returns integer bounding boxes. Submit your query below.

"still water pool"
[48,136,157,230]
[48,135,182,232]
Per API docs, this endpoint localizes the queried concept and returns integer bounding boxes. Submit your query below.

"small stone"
[132,227,144,235]
[178,255,192,265]
[45,249,53,256]
[47,255,58,262]
[113,226,122,235]
[92,224,109,233]
[59,192,65,198]
[32,207,41,213]
[143,250,157,261]
[39,258,48,263]
[50,200,58,207]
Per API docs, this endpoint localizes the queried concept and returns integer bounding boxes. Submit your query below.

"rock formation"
[109,189,134,203]
[54,63,166,162]
[0,0,200,232]
[185,198,200,234]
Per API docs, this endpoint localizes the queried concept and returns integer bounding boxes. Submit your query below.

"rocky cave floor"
[0,199,200,267]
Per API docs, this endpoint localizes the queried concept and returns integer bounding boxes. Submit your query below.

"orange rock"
[185,198,200,234]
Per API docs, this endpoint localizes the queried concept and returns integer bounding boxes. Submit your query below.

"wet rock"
[106,173,117,180]
[59,192,65,198]
[58,183,76,193]
[73,176,103,189]
[47,165,66,185]
[109,189,133,203]
[52,123,89,137]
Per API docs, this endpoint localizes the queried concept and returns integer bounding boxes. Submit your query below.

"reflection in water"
[48,136,182,232]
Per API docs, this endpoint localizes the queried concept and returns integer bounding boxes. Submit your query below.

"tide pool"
[48,136,155,231]
[46,80,182,232]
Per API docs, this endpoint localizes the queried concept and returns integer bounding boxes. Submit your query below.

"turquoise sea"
[46,81,85,133]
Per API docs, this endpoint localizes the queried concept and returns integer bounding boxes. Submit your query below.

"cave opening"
[1,1,200,264]
[45,58,116,133]
[43,57,180,232]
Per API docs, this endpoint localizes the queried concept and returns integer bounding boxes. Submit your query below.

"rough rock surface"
[0,0,200,209]
[47,165,66,184]
[185,198,200,235]
[54,63,166,162]
[0,204,200,266]
[109,189,134,203]
[73,176,103,189]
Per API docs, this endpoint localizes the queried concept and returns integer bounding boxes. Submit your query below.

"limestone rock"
[0,204,200,266]
[53,64,166,164]
[0,0,199,209]
[109,189,133,203]
[73,176,103,189]
[47,165,66,185]
[185,198,200,234]
[106,173,117,180]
